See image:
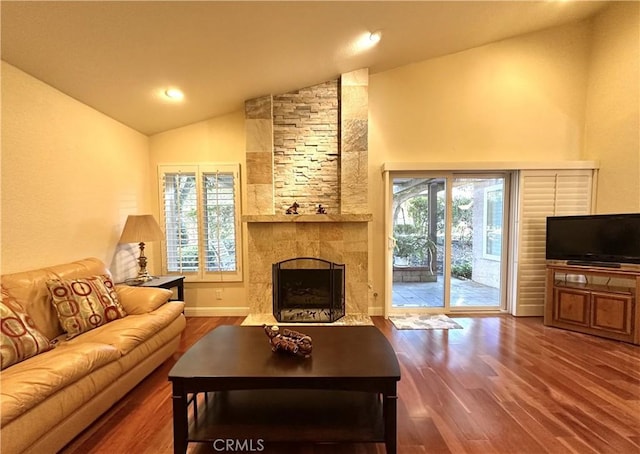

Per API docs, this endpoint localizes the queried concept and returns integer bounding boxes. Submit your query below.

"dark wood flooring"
[60,316,640,454]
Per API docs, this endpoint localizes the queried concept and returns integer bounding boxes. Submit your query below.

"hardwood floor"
[60,316,640,454]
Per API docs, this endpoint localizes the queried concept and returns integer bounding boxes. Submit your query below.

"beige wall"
[148,112,248,314]
[367,20,594,312]
[584,2,640,213]
[1,62,149,275]
[369,21,591,163]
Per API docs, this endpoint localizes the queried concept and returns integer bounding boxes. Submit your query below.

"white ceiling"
[1,1,610,136]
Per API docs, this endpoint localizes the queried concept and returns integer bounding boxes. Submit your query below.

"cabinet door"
[590,292,633,335]
[554,288,590,326]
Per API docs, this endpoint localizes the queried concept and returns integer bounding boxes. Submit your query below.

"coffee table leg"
[383,391,398,454]
[172,381,188,454]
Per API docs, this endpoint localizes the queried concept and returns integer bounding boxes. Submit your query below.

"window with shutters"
[158,164,242,282]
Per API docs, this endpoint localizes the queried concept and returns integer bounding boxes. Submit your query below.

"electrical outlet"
[215,289,222,300]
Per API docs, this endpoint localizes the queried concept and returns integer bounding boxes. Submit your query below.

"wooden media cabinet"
[544,262,640,345]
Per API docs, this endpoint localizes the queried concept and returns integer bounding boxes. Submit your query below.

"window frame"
[157,163,243,282]
[482,183,503,261]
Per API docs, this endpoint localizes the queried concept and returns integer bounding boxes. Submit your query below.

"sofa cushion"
[46,276,127,339]
[0,341,121,425]
[115,285,173,315]
[0,287,52,370]
[63,301,185,355]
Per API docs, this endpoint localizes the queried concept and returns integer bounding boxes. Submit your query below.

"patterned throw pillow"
[1,286,52,370]
[46,275,127,339]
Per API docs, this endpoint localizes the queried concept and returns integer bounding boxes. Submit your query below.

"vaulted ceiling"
[1,1,609,135]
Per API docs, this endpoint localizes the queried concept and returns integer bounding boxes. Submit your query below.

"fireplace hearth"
[273,257,345,323]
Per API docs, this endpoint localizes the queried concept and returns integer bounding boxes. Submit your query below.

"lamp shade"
[119,215,164,243]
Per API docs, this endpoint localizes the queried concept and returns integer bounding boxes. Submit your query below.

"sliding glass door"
[390,173,508,313]
[391,177,446,309]
[449,177,504,309]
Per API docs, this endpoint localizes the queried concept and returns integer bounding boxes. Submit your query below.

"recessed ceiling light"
[353,30,382,52]
[164,88,184,100]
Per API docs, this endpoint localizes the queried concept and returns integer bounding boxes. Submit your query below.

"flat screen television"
[546,213,640,266]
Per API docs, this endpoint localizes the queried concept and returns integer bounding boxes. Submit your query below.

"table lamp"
[119,214,164,282]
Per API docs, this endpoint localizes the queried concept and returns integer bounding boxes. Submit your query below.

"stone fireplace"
[242,69,371,323]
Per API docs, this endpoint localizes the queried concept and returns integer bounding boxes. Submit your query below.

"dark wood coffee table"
[168,325,401,453]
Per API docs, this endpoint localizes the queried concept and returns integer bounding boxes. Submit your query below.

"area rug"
[389,314,463,330]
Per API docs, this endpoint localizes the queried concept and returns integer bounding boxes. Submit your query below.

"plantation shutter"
[513,169,593,316]
[162,170,199,273]
[202,171,237,273]
[158,163,242,282]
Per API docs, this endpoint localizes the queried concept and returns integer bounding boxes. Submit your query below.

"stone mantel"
[242,214,372,223]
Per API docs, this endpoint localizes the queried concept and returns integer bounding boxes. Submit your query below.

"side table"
[138,275,185,302]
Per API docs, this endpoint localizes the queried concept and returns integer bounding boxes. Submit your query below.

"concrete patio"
[393,276,500,308]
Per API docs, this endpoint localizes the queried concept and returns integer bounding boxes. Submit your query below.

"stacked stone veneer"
[244,69,370,317]
[273,80,339,213]
[245,69,368,216]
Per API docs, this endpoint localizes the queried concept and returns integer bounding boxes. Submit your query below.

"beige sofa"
[0,258,186,454]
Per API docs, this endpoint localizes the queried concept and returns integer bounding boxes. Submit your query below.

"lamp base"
[125,276,151,286]
[135,271,154,283]
[135,242,155,282]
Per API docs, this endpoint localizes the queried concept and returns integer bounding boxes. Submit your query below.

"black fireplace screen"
[272,257,345,323]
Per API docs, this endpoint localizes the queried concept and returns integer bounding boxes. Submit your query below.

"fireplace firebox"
[272,257,345,323]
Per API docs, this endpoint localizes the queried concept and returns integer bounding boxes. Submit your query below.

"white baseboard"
[184,306,250,317]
